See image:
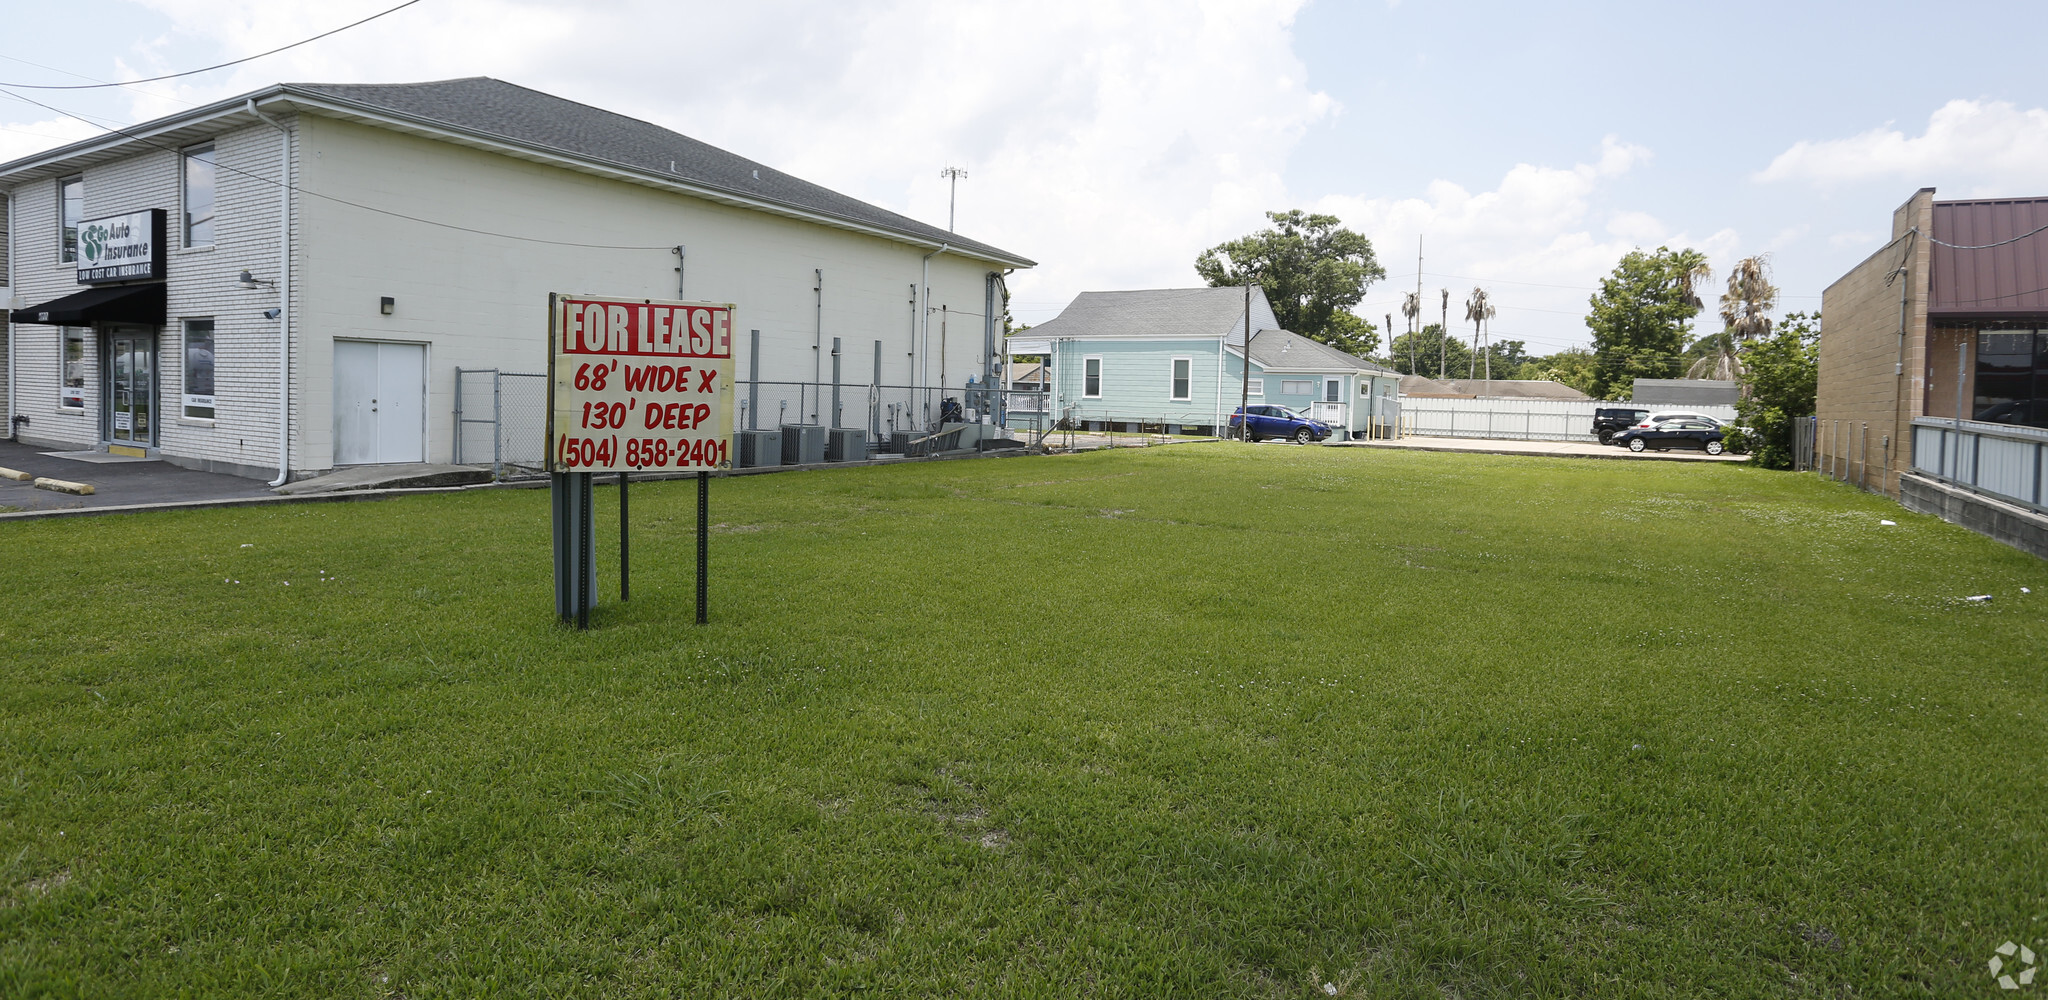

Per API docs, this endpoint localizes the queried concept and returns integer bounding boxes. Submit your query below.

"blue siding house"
[1005,288,1400,439]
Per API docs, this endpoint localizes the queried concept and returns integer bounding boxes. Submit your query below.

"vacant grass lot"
[2,444,2043,998]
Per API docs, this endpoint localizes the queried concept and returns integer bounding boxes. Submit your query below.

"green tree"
[1384,323,1470,379]
[1196,210,1387,351]
[1531,347,1598,395]
[1584,247,1710,400]
[1689,255,1778,380]
[1735,311,1819,469]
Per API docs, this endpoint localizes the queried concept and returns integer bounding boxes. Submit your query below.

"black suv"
[1593,407,1650,444]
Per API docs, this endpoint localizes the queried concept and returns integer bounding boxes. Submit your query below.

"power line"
[1926,221,2048,251]
[0,86,679,251]
[0,1,426,90]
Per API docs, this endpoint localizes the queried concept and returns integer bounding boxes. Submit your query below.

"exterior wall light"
[380,296,395,315]
[263,307,282,320]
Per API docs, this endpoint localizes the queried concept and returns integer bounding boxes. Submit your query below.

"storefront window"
[61,328,86,409]
[183,145,215,247]
[1973,327,2048,428]
[183,320,215,419]
[59,176,83,263]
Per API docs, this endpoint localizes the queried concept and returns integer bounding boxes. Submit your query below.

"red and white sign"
[547,294,736,472]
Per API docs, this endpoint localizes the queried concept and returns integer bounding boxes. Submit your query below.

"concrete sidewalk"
[1335,435,1749,463]
[0,440,280,513]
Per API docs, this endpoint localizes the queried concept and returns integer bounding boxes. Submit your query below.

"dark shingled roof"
[1247,328,1396,375]
[288,77,1029,266]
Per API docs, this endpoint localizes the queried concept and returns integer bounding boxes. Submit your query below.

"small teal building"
[1004,288,1401,438]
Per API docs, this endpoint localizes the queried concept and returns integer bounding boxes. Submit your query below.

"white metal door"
[334,341,426,464]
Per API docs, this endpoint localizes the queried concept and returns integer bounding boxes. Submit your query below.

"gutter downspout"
[1886,228,1919,495]
[249,98,291,486]
[6,189,16,441]
[812,268,823,423]
[920,243,948,426]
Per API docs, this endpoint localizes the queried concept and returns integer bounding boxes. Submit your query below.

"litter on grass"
[1965,595,1993,603]
[1879,519,1896,526]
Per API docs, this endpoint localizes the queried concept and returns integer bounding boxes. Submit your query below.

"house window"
[1084,356,1102,398]
[61,327,87,408]
[1324,378,1341,402]
[59,175,83,262]
[1279,379,1314,395]
[1170,357,1191,400]
[183,319,216,419]
[183,145,216,247]
[1247,379,1264,397]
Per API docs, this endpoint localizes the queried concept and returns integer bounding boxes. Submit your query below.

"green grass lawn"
[2,444,2043,998]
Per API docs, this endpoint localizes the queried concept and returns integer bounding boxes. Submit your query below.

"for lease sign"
[547,294,735,473]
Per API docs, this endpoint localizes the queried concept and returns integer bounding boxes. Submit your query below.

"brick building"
[1819,188,2048,555]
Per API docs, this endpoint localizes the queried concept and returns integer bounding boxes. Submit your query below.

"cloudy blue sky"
[4,0,2045,357]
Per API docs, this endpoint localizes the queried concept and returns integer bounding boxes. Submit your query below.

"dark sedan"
[1612,419,1727,455]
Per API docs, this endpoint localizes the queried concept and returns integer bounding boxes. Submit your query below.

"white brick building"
[0,78,1031,481]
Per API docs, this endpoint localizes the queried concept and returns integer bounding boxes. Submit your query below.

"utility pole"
[1239,285,1252,440]
[1415,236,1425,375]
[1438,288,1449,380]
[940,166,968,232]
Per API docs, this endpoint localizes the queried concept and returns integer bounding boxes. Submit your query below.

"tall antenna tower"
[940,166,969,232]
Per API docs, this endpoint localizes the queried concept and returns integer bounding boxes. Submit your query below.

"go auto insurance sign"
[547,293,735,473]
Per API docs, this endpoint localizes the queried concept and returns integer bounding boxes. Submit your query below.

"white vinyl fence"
[1400,397,1738,443]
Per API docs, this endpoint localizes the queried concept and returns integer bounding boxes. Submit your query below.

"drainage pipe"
[6,189,16,441]
[248,99,292,486]
[920,244,948,424]
[812,268,822,423]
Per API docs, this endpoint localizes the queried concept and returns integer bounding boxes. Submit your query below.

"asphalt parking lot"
[0,440,278,513]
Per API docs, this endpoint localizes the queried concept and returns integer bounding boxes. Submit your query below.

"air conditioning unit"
[826,428,867,462]
[735,429,781,468]
[779,423,826,465]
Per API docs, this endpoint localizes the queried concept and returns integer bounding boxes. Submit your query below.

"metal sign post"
[547,292,735,627]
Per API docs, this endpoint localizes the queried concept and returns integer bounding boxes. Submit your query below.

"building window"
[1324,378,1341,402]
[183,320,216,419]
[1247,379,1263,397]
[1084,356,1102,398]
[1170,357,1191,400]
[183,145,216,247]
[59,175,83,262]
[61,328,87,408]
[1279,379,1315,395]
[1973,328,2048,428]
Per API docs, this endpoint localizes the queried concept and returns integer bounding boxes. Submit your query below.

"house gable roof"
[1246,328,1396,375]
[0,77,1031,268]
[1023,287,1278,346]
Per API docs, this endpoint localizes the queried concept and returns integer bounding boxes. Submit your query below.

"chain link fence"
[457,372,1045,477]
[454,369,549,479]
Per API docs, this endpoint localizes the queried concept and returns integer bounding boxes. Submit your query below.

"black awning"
[9,282,166,326]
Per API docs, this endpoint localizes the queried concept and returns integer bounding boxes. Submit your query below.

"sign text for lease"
[549,296,736,473]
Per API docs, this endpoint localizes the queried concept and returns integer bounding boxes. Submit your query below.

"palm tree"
[1689,255,1778,380]
[1464,287,1495,380]
[1401,291,1421,374]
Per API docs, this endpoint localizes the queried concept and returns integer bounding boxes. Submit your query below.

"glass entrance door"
[104,329,156,447]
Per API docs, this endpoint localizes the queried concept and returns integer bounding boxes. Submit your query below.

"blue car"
[1228,404,1332,444]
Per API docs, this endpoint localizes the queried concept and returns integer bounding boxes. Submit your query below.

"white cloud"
[33,0,1326,328]
[1318,137,1744,351]
[1756,99,2048,195]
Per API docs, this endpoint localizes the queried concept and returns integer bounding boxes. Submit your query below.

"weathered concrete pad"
[276,464,491,495]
